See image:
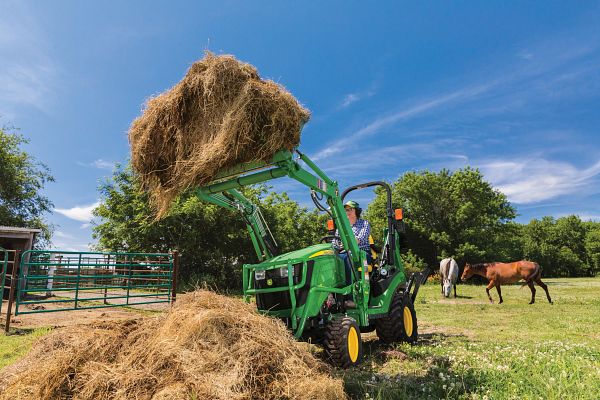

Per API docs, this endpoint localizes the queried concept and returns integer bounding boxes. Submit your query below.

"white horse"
[439,258,459,298]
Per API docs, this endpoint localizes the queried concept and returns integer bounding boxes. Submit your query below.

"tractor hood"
[266,243,334,265]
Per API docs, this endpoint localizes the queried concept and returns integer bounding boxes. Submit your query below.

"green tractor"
[196,149,430,367]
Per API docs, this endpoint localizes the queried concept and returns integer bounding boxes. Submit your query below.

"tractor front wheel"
[400,293,418,343]
[324,316,363,368]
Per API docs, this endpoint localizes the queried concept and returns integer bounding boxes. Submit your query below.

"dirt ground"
[1,292,171,329]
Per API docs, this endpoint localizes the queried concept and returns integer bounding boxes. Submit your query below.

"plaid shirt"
[334,219,371,251]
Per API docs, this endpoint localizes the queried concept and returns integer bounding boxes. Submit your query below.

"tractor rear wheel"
[324,316,363,368]
[376,291,418,344]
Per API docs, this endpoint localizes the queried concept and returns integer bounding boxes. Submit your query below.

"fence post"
[104,254,110,305]
[74,253,82,309]
[171,251,179,304]
[0,248,7,315]
[46,255,59,297]
[125,255,132,305]
[5,250,21,333]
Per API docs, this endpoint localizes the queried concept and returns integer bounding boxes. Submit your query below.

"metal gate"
[4,250,177,323]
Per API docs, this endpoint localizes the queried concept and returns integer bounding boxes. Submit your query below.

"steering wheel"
[320,235,348,254]
[320,235,340,244]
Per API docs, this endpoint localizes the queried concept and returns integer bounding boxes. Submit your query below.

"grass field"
[341,277,600,399]
[0,327,50,370]
[1,278,599,399]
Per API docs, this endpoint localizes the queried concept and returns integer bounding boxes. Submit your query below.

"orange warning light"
[395,209,403,220]
[327,219,335,230]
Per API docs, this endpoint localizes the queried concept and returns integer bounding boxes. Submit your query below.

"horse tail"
[529,263,542,281]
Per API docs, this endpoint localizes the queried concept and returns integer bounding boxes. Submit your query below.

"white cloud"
[313,82,494,161]
[554,213,600,222]
[479,159,600,204]
[77,159,116,170]
[80,223,92,229]
[517,50,534,60]
[577,214,600,221]
[340,93,360,108]
[54,230,75,240]
[55,201,100,222]
[50,241,93,252]
[92,159,116,170]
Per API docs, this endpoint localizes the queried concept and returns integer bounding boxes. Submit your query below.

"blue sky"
[2,1,599,251]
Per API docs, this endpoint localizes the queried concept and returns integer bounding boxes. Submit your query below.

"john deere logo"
[267,279,273,286]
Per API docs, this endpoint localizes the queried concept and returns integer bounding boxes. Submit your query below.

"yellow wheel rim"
[348,326,359,363]
[403,307,413,337]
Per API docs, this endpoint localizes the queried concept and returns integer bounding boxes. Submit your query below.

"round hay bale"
[0,290,345,400]
[129,52,310,217]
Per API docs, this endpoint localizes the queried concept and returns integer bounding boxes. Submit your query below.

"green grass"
[341,277,600,399]
[2,278,599,399]
[0,327,52,369]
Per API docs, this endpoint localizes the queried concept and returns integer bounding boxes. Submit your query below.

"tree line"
[92,166,599,288]
[2,129,598,287]
[365,169,600,278]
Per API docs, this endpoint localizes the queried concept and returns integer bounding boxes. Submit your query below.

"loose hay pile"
[0,291,345,400]
[129,52,310,217]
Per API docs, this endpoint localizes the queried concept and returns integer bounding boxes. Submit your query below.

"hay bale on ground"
[129,52,310,217]
[0,290,345,400]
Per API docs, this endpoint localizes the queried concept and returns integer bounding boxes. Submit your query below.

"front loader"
[196,149,430,368]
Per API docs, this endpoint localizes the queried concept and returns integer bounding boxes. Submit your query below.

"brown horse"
[461,261,552,304]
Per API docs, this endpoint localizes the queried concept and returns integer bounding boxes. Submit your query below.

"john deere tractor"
[196,149,430,368]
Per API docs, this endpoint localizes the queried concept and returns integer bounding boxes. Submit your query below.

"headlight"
[279,267,289,278]
[255,270,266,280]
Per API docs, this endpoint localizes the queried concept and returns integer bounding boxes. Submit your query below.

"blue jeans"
[339,251,373,286]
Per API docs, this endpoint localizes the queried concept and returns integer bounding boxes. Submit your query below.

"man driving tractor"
[333,201,373,294]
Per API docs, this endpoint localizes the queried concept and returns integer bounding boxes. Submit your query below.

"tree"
[584,223,600,276]
[365,168,516,267]
[0,128,54,247]
[93,166,328,289]
[523,216,596,277]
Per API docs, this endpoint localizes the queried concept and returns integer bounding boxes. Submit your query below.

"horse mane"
[470,263,490,271]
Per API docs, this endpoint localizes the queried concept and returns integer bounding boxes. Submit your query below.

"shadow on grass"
[5,327,36,336]
[339,333,485,400]
[434,294,474,300]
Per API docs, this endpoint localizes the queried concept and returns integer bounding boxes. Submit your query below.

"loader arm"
[195,189,278,262]
[195,149,363,269]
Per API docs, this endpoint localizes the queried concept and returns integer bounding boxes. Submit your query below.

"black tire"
[324,316,363,368]
[375,292,403,343]
[359,323,376,333]
[400,294,418,344]
[375,291,418,344]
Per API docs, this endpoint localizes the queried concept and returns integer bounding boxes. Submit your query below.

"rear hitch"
[405,266,432,303]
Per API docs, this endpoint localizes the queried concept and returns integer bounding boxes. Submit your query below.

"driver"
[334,201,373,281]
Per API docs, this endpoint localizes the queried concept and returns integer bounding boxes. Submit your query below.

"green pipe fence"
[13,250,177,317]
